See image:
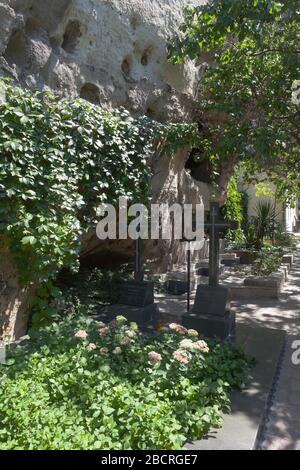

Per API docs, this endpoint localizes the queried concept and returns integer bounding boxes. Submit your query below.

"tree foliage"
[221,173,245,241]
[168,0,300,201]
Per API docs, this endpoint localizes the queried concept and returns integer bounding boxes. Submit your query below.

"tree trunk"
[216,157,237,204]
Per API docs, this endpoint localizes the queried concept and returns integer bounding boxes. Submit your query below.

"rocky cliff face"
[0,0,210,340]
[0,0,205,121]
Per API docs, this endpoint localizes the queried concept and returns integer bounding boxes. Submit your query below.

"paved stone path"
[156,238,300,450]
[233,242,300,450]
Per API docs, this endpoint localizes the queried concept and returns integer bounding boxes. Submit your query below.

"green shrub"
[0,318,252,450]
[251,246,283,276]
[274,228,298,249]
[57,266,132,311]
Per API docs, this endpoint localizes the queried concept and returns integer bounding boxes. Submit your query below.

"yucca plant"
[250,201,279,249]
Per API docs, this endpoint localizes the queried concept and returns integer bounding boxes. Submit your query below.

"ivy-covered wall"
[0,80,204,340]
[0,80,157,285]
[0,81,158,339]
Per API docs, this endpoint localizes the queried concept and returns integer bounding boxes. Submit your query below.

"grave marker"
[182,201,237,341]
[105,239,159,328]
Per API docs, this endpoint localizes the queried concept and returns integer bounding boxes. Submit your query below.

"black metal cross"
[134,238,144,282]
[181,200,238,310]
[205,201,238,287]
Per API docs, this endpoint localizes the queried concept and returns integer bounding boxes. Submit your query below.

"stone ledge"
[228,285,280,300]
[222,264,290,300]
[244,276,282,288]
[282,254,294,268]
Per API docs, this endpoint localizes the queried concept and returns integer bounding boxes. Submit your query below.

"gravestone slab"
[282,262,291,274]
[197,265,225,277]
[165,269,198,295]
[234,250,258,265]
[106,303,159,326]
[220,253,238,259]
[195,259,224,277]
[105,280,159,328]
[193,285,230,316]
[244,275,283,288]
[182,285,235,341]
[119,280,154,307]
[221,257,240,267]
[183,310,235,341]
[167,279,189,295]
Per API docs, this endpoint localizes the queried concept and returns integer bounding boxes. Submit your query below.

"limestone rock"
[0,2,16,54]
[1,0,205,118]
[0,0,212,339]
[0,245,36,342]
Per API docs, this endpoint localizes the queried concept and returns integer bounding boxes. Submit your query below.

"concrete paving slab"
[184,324,285,450]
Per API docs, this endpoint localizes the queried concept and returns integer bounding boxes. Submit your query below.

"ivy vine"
[0,80,200,288]
[0,80,158,284]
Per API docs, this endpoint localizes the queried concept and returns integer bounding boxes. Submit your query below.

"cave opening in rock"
[80,83,100,105]
[25,17,42,37]
[185,148,213,184]
[145,98,166,122]
[141,47,152,66]
[3,30,27,70]
[141,54,148,66]
[61,20,82,53]
[146,106,155,119]
[121,57,131,75]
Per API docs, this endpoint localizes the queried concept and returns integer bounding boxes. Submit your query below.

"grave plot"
[218,251,296,300]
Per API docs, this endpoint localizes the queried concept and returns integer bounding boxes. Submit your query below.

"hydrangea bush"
[0,317,251,450]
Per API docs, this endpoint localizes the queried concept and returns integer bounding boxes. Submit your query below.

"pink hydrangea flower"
[179,339,195,350]
[97,321,106,328]
[148,351,162,364]
[187,329,199,338]
[113,347,122,355]
[173,349,190,364]
[87,343,96,352]
[194,340,210,353]
[169,323,188,335]
[74,330,88,340]
[126,330,136,338]
[129,322,138,331]
[120,337,131,346]
[99,327,109,337]
[100,347,109,354]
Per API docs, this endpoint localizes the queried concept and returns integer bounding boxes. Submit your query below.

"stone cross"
[205,201,238,287]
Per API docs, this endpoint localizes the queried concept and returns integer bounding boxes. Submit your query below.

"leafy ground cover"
[0,317,252,450]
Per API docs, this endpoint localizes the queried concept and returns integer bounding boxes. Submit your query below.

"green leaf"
[21,236,37,246]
